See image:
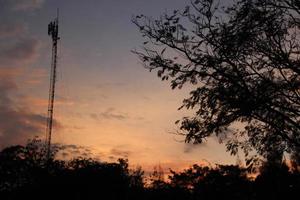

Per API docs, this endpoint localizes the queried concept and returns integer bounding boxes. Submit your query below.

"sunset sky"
[0,0,237,171]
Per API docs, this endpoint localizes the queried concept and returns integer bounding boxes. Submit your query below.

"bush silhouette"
[1,140,299,200]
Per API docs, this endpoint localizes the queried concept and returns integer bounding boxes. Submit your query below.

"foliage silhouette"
[133,0,300,166]
[170,164,250,199]
[0,140,141,200]
[1,140,299,200]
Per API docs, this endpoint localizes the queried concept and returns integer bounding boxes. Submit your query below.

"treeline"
[0,141,299,200]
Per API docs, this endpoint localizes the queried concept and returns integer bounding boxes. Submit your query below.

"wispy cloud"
[96,82,126,89]
[20,67,47,85]
[100,108,128,120]
[0,38,40,68]
[110,147,131,158]
[4,0,45,11]
[0,21,26,38]
[90,107,129,121]
[89,113,97,119]
[23,95,75,108]
[92,145,133,162]
[183,142,207,154]
[0,0,41,71]
[52,143,93,159]
[0,79,61,149]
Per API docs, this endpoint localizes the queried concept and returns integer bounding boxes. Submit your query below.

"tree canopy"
[133,0,300,164]
[1,139,299,199]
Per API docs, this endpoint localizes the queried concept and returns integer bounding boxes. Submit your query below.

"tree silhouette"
[1,140,299,199]
[169,164,251,200]
[254,159,300,200]
[133,0,300,164]
[0,140,145,200]
[149,164,166,189]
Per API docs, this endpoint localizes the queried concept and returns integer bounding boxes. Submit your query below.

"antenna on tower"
[45,9,60,161]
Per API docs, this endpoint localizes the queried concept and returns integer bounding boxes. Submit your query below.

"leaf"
[157,70,163,77]
[161,48,166,55]
[178,24,187,31]
[162,76,169,81]
[245,157,253,166]
[183,6,190,14]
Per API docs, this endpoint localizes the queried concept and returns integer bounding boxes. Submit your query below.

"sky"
[0,0,237,171]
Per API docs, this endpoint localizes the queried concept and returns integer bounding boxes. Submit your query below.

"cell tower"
[45,10,59,161]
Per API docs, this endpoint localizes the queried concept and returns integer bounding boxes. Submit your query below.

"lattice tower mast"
[46,10,59,160]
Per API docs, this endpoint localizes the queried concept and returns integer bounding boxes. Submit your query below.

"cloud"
[21,67,47,85]
[183,142,207,154]
[0,36,45,149]
[23,95,75,108]
[0,0,53,150]
[0,21,26,38]
[0,67,23,79]
[90,113,98,120]
[0,6,40,69]
[0,72,61,150]
[99,146,132,161]
[8,0,44,11]
[135,116,145,121]
[71,125,85,130]
[100,108,128,120]
[0,79,61,149]
[110,147,131,158]
[52,143,93,159]
[0,38,40,68]
[96,82,126,89]
[90,107,129,121]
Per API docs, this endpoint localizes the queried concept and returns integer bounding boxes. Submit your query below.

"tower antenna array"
[45,9,59,161]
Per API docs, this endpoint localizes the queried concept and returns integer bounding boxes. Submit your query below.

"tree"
[169,164,251,199]
[149,164,166,189]
[129,166,145,189]
[0,142,142,200]
[133,0,300,164]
